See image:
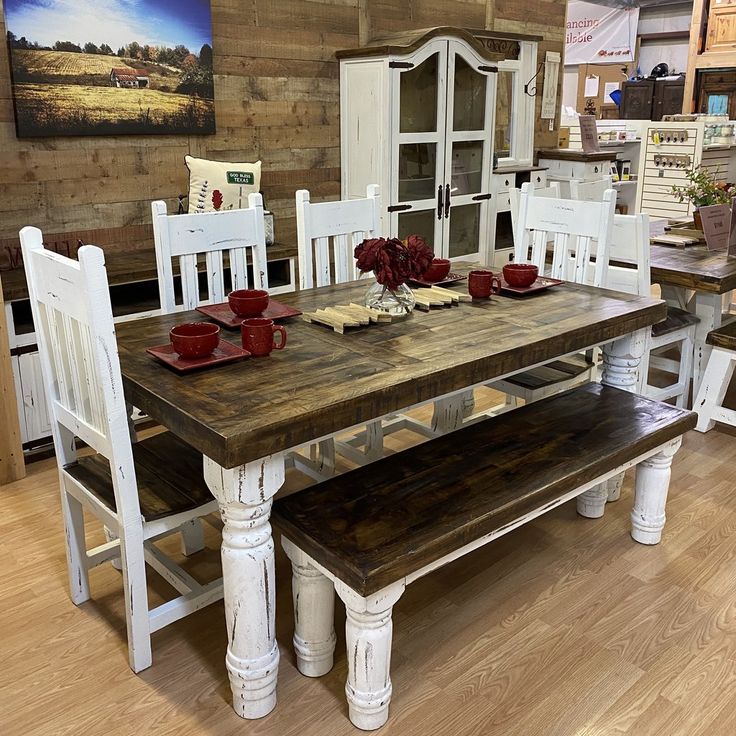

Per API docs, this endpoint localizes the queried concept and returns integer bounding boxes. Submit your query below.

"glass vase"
[364,280,415,316]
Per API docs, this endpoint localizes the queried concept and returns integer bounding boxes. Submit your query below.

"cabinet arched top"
[335,26,541,64]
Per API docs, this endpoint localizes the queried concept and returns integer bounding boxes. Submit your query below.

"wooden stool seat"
[651,306,699,338]
[275,382,694,729]
[66,433,211,522]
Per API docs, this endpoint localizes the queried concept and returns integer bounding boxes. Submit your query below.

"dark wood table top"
[649,245,736,294]
[1,242,298,302]
[116,276,665,469]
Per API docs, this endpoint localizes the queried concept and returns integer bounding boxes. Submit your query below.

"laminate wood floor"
[4,390,736,736]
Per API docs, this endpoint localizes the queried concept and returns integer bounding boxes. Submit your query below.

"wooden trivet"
[412,286,471,310]
[303,303,392,333]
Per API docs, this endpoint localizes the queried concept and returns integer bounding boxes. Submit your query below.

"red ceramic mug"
[241,317,287,357]
[468,270,502,299]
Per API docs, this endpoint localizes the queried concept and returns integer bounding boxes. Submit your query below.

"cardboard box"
[558,127,570,148]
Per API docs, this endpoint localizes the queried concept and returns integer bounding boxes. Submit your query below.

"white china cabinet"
[338,28,539,262]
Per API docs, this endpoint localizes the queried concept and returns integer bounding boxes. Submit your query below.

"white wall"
[562,1,693,114]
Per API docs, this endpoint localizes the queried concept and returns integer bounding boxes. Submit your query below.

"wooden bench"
[694,319,736,432]
[273,383,695,730]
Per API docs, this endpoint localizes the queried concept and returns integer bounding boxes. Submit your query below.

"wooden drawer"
[531,171,547,188]
[492,173,516,193]
[496,191,512,212]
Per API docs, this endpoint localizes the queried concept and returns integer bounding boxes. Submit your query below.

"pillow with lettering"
[185,155,262,213]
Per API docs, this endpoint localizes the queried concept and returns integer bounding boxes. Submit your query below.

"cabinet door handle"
[437,186,443,220]
[444,183,451,218]
[387,204,412,212]
[472,193,493,201]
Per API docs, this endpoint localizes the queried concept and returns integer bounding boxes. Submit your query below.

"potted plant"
[671,166,736,230]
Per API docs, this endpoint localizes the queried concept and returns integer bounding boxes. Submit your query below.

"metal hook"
[524,61,544,97]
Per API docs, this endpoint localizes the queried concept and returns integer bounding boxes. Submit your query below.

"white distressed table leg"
[431,394,465,434]
[334,580,405,731]
[365,420,384,461]
[204,454,285,719]
[631,439,681,545]
[692,292,722,399]
[694,348,736,432]
[282,538,337,677]
[601,329,647,503]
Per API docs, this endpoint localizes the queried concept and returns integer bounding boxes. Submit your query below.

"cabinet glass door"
[390,43,448,252]
[442,41,495,260]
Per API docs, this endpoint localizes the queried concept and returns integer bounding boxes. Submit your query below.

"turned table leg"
[601,329,647,503]
[204,454,285,719]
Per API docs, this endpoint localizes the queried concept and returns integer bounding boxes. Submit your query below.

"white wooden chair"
[486,184,616,407]
[20,227,223,673]
[569,175,614,203]
[569,185,697,408]
[296,185,380,289]
[151,194,268,313]
[294,186,436,476]
[508,181,561,247]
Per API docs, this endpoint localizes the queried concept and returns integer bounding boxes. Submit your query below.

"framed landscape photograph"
[4,0,215,137]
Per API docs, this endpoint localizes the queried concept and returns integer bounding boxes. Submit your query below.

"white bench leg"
[631,438,681,545]
[282,539,336,677]
[179,518,205,556]
[576,482,609,518]
[694,348,735,433]
[606,475,624,503]
[335,581,405,731]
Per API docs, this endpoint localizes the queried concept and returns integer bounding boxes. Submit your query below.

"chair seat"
[707,318,736,351]
[652,306,699,338]
[502,354,593,391]
[65,432,211,521]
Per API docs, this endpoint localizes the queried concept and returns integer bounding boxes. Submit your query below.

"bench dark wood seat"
[66,432,211,521]
[274,383,695,598]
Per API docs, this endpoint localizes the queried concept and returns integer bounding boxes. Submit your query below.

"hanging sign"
[565,1,639,66]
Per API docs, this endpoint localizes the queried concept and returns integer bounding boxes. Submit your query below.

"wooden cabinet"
[697,70,736,118]
[621,79,684,121]
[338,28,538,262]
[706,0,736,52]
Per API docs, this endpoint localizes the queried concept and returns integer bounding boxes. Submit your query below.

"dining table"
[114,272,665,719]
[649,244,736,397]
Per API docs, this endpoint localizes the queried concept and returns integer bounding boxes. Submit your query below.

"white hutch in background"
[337,27,541,266]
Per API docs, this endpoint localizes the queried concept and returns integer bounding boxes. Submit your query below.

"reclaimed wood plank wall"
[0,0,565,266]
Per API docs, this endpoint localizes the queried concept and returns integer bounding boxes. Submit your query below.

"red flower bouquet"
[354,234,433,315]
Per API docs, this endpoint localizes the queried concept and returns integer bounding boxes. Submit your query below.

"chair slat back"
[510,182,561,246]
[604,213,651,297]
[152,193,268,314]
[569,176,614,202]
[19,228,135,485]
[296,185,380,289]
[515,183,616,287]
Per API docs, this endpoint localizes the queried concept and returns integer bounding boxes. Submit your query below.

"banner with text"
[565,1,639,66]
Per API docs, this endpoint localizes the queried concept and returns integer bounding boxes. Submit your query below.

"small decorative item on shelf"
[671,166,736,231]
[355,234,433,315]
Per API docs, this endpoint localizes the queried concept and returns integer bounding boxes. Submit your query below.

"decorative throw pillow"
[185,155,262,213]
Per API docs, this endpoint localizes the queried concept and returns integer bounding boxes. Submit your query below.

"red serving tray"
[146,340,250,373]
[499,276,563,296]
[409,272,467,288]
[196,300,302,329]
